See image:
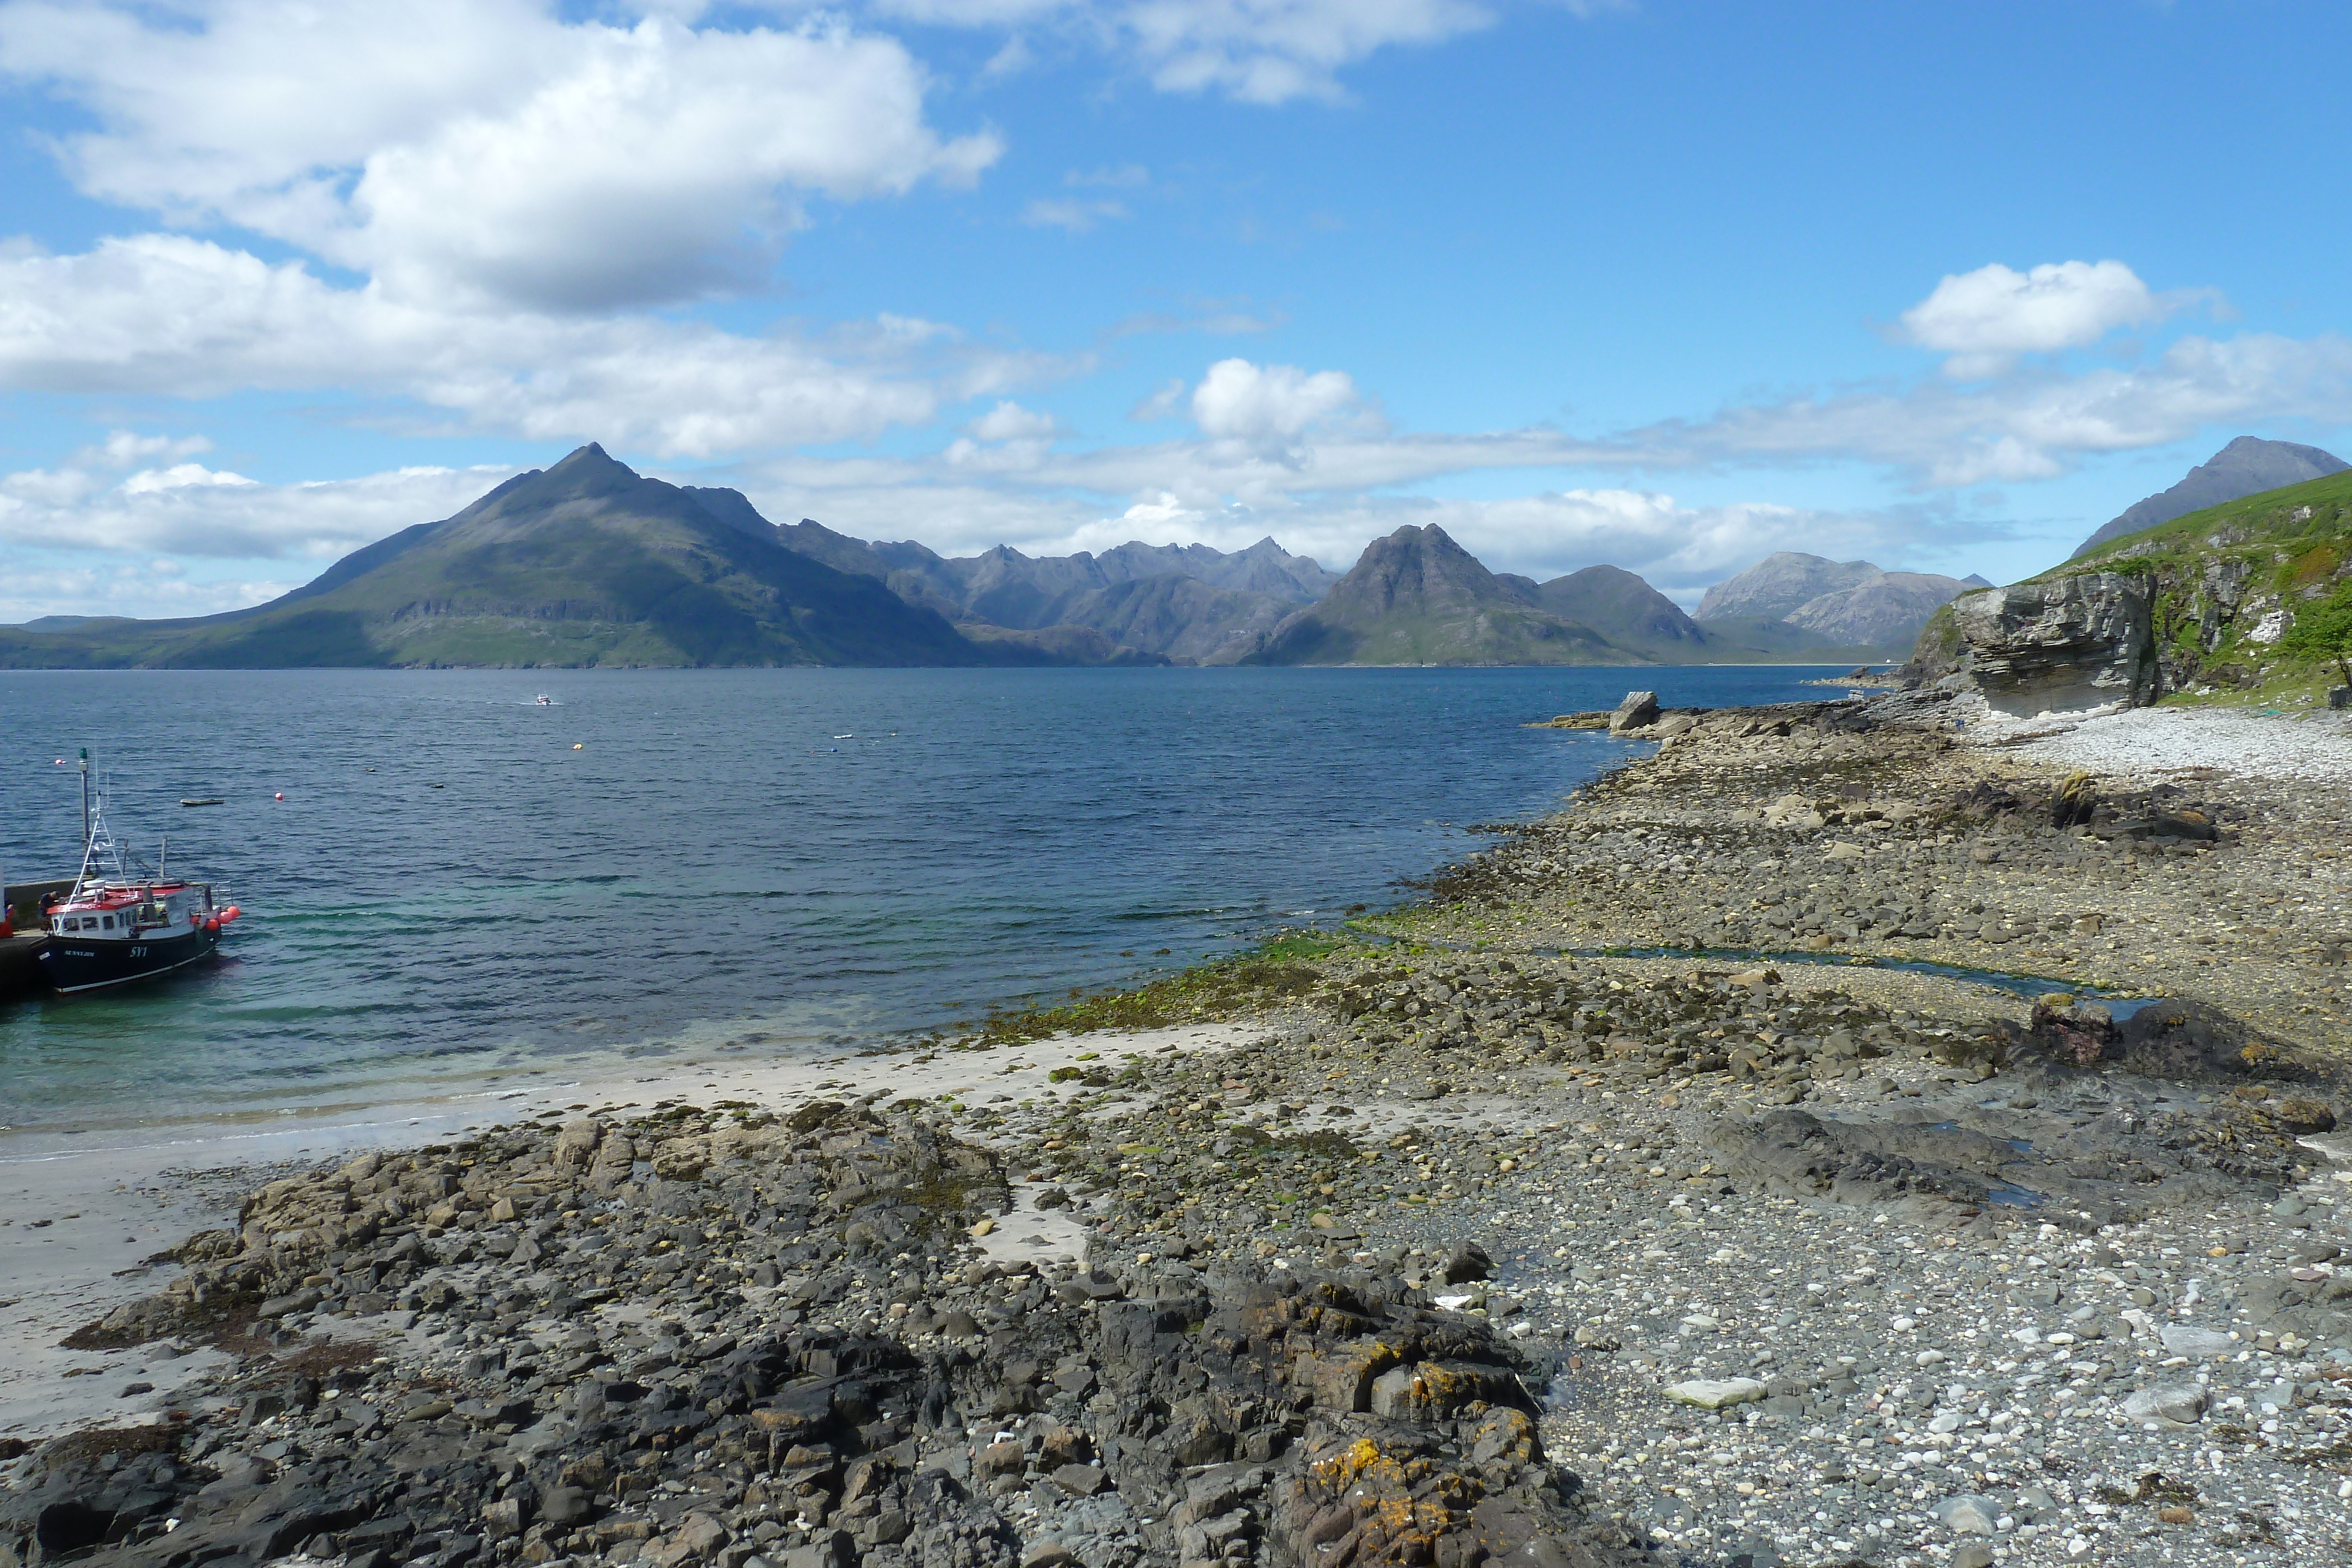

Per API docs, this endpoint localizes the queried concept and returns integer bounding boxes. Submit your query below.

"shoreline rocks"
[9,699,2352,1568]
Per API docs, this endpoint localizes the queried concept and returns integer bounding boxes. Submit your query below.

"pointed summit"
[1241,523,1631,666]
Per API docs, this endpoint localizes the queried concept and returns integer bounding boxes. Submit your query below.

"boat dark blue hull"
[39,925,220,994]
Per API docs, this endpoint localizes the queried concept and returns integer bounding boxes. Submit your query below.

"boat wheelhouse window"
[102,914,115,929]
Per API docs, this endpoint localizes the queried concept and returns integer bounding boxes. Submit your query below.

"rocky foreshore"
[6,697,2351,1568]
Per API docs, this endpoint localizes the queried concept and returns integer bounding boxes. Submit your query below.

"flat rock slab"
[2159,1323,2237,1357]
[1931,1494,2000,1536]
[2122,1384,2207,1425]
[1662,1377,1766,1410]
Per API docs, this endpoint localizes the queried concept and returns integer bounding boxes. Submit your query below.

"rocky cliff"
[1907,573,2160,714]
[1908,465,2352,709]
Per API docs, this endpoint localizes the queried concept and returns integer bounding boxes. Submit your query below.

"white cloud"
[1625,330,2352,486]
[0,1,1001,312]
[0,236,1078,456]
[863,0,1535,103]
[1118,0,1498,103]
[1189,357,1372,446]
[967,400,1061,440]
[0,458,513,560]
[0,556,305,624]
[119,462,256,494]
[1021,196,1128,231]
[90,430,213,467]
[1897,260,2186,379]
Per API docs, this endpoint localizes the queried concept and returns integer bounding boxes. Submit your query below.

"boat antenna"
[79,748,90,858]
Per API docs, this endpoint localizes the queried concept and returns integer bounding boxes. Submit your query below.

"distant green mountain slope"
[0,446,1005,668]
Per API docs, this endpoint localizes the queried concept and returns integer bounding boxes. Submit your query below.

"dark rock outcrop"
[1906,572,2159,714]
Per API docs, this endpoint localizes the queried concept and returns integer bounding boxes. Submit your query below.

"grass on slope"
[1918,467,2352,705]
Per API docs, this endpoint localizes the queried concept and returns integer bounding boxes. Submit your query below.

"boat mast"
[79,748,90,857]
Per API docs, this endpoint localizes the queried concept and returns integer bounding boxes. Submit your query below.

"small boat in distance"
[39,753,240,994]
[534,693,553,706]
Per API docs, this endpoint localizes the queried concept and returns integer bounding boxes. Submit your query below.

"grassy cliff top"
[2036,466,2352,584]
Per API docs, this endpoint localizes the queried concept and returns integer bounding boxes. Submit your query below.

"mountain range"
[1692,552,1990,652]
[2,443,2000,668]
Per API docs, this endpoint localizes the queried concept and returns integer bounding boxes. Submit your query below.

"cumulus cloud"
[0,0,1001,312]
[967,400,1061,440]
[1897,259,2193,379]
[1189,357,1372,447]
[118,462,256,495]
[0,457,513,560]
[0,236,1077,455]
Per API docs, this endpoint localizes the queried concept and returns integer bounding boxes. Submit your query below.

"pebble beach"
[5,693,2350,1568]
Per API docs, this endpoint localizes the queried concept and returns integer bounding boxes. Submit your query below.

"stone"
[1051,1464,1108,1497]
[1609,691,1661,732]
[1663,1378,1767,1410]
[1952,1543,1996,1568]
[1922,572,2157,716]
[1020,1544,1078,1568]
[2122,1385,2207,1425]
[2157,1324,2236,1357]
[1931,1495,2000,1536]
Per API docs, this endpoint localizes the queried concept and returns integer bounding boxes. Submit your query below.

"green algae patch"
[965,930,1357,1045]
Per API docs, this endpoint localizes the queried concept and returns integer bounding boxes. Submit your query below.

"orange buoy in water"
[273,792,285,800]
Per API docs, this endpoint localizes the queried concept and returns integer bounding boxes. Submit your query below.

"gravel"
[2005,705,2352,784]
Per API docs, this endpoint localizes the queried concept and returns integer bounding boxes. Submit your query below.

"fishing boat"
[38,753,240,994]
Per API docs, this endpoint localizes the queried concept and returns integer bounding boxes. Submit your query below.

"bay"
[0,664,1843,1134]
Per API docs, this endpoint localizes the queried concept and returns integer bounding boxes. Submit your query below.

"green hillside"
[1909,467,2352,700]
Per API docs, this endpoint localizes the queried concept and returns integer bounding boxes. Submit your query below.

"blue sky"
[4,0,2350,621]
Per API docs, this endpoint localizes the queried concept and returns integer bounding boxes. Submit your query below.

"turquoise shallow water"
[0,665,1846,1133]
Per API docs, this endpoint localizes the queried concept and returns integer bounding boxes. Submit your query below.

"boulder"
[1910,571,2158,715]
[1609,690,1661,731]
[1931,1495,2000,1536]
[2158,1324,2236,1357]
[2122,1384,2207,1425]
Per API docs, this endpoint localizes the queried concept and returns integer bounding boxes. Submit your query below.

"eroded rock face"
[1915,572,2158,715]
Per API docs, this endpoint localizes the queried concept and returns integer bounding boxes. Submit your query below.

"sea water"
[0,665,1845,1133]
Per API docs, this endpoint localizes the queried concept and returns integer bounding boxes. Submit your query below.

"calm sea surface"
[0,666,1844,1134]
